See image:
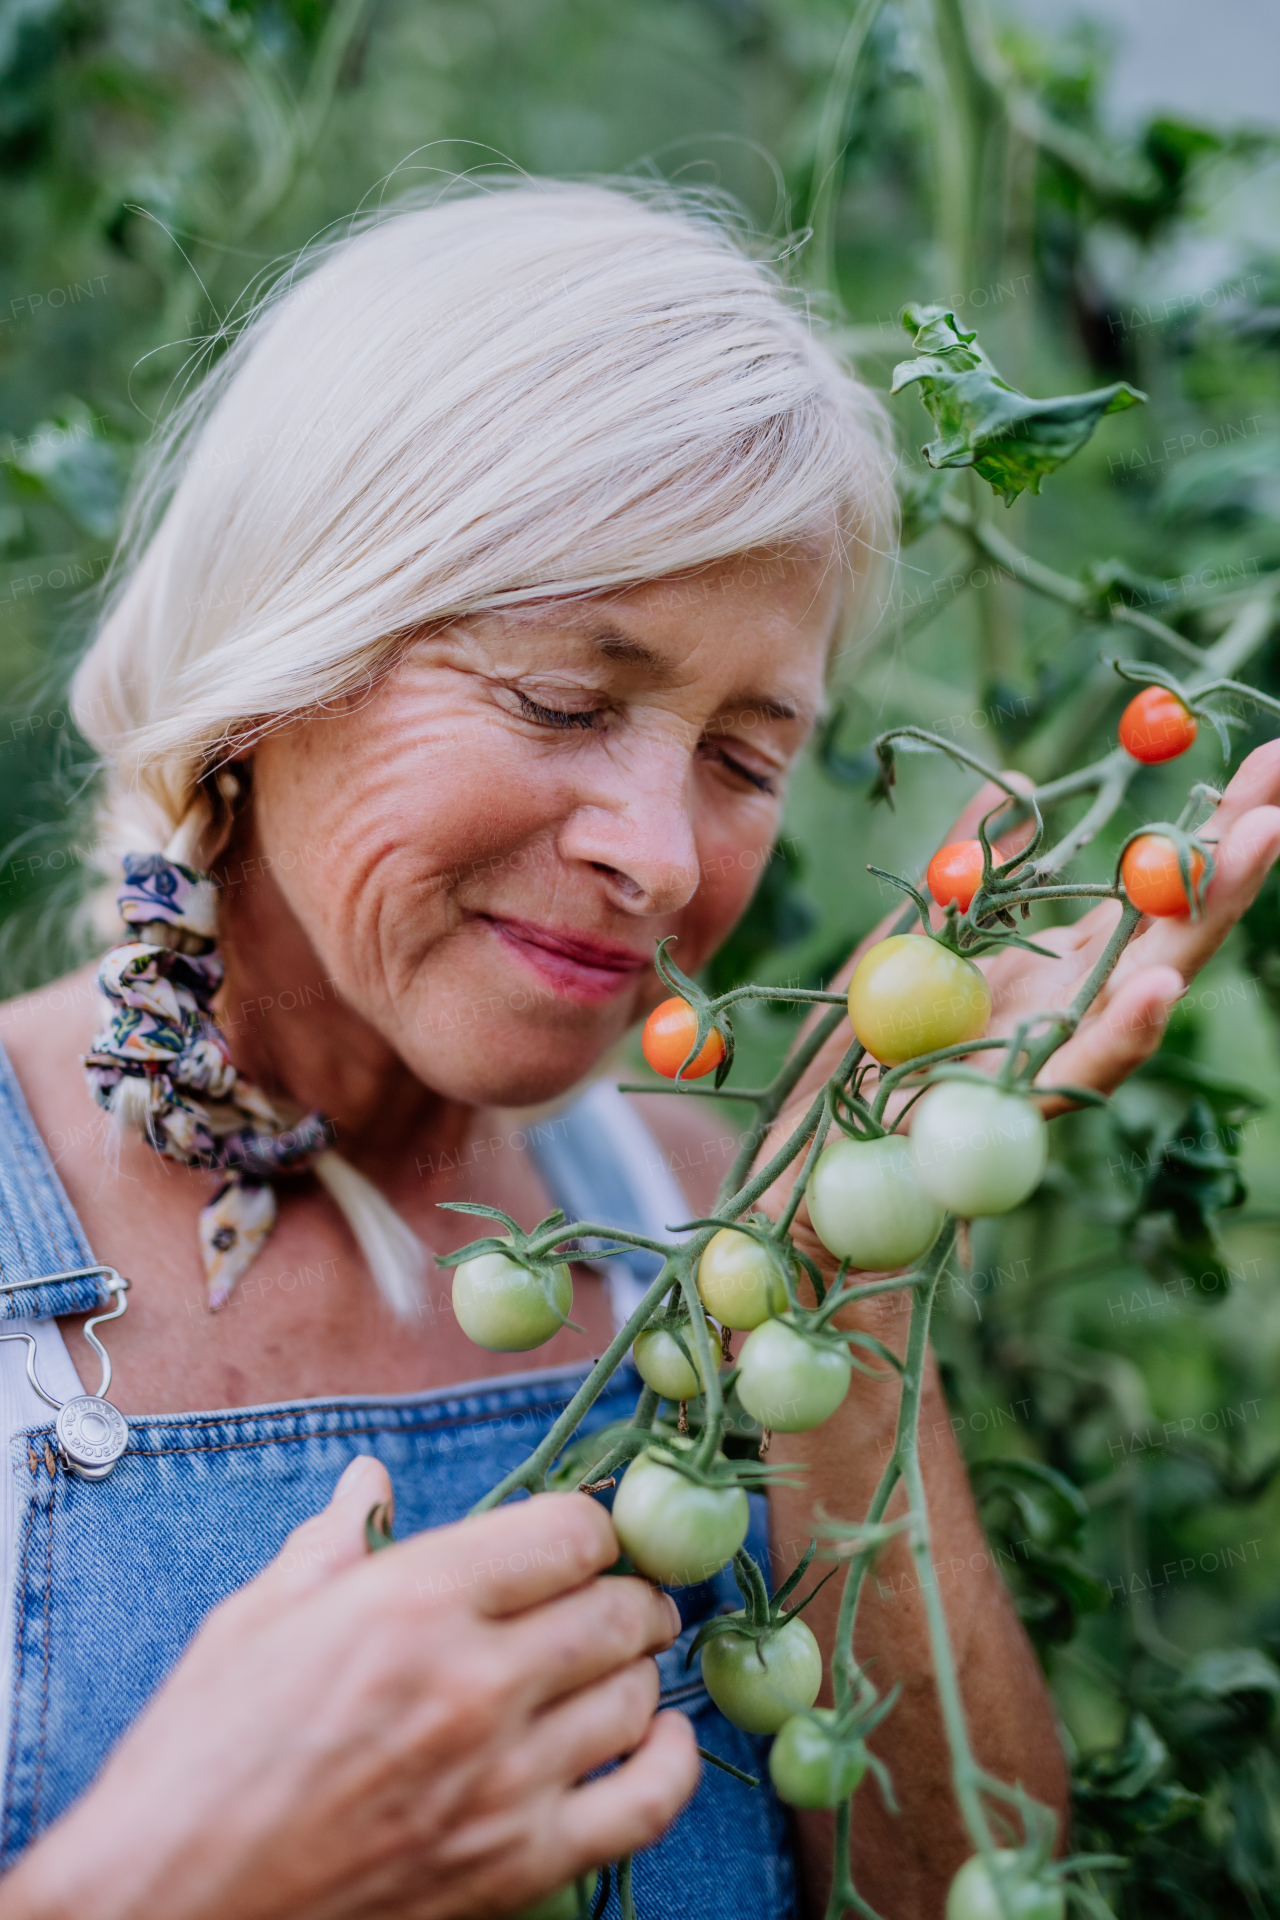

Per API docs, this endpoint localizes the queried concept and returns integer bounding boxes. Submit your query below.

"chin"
[398,1020,624,1110]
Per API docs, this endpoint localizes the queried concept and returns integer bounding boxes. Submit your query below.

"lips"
[483,915,651,1004]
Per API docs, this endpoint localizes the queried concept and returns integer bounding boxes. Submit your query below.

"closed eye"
[515,691,603,731]
[701,741,779,796]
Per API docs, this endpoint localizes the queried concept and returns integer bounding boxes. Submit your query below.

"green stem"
[1023,901,1143,1081]
[716,1005,852,1206]
[774,1090,837,1238]
[470,1259,696,1512]
[808,0,890,297]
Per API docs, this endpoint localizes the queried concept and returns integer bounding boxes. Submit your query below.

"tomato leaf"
[891,305,1146,505]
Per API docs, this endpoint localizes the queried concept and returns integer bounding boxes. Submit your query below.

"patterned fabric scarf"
[84,853,330,1309]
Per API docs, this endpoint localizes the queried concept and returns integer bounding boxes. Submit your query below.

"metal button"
[55,1396,129,1480]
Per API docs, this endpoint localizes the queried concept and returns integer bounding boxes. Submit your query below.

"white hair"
[71,177,895,1313]
[74,178,893,842]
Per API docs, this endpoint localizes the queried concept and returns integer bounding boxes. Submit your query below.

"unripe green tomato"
[735,1319,851,1433]
[910,1082,1047,1218]
[452,1251,572,1352]
[610,1445,749,1587]
[946,1852,1064,1920]
[701,1614,822,1734]
[768,1710,867,1809]
[513,1870,599,1920]
[632,1315,715,1399]
[806,1134,944,1271]
[697,1228,789,1330]
[846,935,991,1067]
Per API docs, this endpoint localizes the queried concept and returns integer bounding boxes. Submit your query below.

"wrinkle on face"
[225,545,843,1118]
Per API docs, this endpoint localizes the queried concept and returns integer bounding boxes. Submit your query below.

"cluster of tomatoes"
[466,677,1210,1919]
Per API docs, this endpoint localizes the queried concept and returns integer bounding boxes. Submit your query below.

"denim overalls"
[0,1054,798,1917]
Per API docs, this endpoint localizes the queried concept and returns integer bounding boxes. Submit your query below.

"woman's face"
[245,547,842,1107]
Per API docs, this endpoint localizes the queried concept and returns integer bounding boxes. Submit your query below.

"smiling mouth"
[482,916,651,1003]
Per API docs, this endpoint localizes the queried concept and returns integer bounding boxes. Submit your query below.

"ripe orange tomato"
[1118,686,1197,764]
[642,997,726,1079]
[926,840,985,913]
[1120,835,1206,917]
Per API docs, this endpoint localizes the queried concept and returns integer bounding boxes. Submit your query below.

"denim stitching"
[1,1452,37,1861]
[29,1486,52,1837]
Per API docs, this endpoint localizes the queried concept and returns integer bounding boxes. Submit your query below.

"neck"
[212,817,470,1180]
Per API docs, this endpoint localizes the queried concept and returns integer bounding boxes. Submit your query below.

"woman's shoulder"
[0,963,103,1145]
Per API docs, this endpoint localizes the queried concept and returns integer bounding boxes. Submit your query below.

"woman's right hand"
[4,1457,696,1920]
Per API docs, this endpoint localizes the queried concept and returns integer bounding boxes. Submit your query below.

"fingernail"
[664,1594,682,1636]
[336,1454,383,1497]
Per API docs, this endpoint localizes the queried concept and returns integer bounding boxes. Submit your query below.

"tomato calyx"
[649,937,736,1087]
[1114,818,1215,920]
[686,1541,837,1667]
[637,1429,799,1495]
[433,1201,584,1333]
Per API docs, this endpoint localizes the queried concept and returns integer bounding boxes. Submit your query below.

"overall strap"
[0,1040,115,1320]
[528,1080,691,1326]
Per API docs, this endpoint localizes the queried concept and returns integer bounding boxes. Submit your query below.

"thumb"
[232,1454,394,1620]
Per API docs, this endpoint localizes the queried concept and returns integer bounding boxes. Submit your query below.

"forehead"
[497,544,845,682]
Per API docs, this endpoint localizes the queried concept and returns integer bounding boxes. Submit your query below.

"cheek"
[251,704,560,1000]
[671,813,780,980]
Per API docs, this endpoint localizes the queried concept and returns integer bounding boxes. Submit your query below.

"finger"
[504,1574,680,1708]
[527,1657,661,1785]
[397,1491,621,1618]
[1113,804,1280,985]
[228,1454,393,1621]
[1036,964,1184,1111]
[1214,738,1280,821]
[554,1709,700,1869]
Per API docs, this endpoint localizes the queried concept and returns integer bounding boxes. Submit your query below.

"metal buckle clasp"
[0,1267,130,1479]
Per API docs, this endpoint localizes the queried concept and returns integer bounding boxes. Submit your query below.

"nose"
[558,738,701,917]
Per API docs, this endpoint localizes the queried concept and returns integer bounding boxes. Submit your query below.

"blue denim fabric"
[0,1045,798,1914]
[2,1364,797,1916]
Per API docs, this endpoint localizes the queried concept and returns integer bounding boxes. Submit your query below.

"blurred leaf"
[3,401,126,538]
[890,304,1145,504]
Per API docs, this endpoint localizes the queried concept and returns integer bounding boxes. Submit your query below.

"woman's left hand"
[963,738,1280,1108]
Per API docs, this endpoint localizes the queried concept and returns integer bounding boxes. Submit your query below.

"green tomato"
[701,1614,822,1734]
[910,1082,1047,1218]
[946,1853,1064,1920]
[452,1250,572,1352]
[768,1710,866,1809]
[847,935,991,1067]
[513,1870,599,1920]
[735,1319,851,1433]
[697,1228,789,1331]
[610,1444,749,1587]
[806,1134,944,1271]
[632,1315,715,1399]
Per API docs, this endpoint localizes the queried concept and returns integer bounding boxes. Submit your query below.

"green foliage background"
[1,1,1279,1912]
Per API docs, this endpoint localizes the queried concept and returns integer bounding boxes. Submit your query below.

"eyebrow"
[589,623,663,668]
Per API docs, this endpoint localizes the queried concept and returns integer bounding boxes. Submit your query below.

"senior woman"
[0,182,1276,1920]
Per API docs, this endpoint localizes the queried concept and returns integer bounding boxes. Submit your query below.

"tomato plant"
[735,1319,851,1432]
[769,1711,868,1809]
[846,935,991,1066]
[451,1251,573,1352]
[610,1444,750,1587]
[945,1853,1065,1920]
[642,997,726,1079]
[806,1134,944,1271]
[1121,833,1207,917]
[927,840,985,912]
[632,1314,714,1399]
[910,1083,1047,1218]
[1118,685,1198,764]
[697,1226,789,1330]
[700,1614,822,1735]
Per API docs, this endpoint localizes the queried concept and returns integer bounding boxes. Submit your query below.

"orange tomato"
[1118,687,1197,764]
[1120,835,1206,917]
[642,997,726,1079]
[926,840,985,913]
